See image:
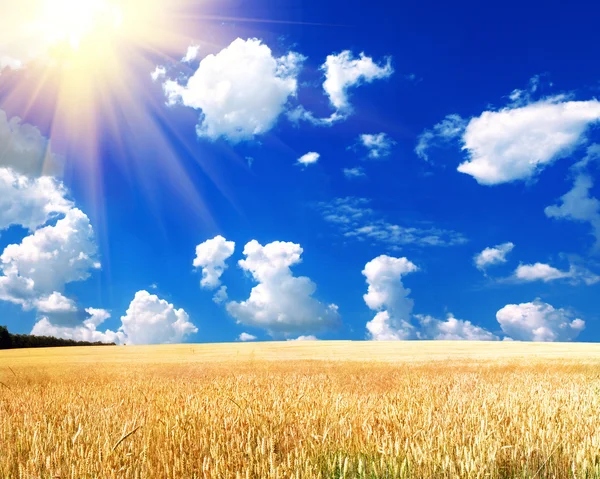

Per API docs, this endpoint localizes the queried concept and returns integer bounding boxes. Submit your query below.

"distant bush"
[0,325,115,349]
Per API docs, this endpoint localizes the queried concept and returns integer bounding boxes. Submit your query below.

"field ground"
[2,341,600,478]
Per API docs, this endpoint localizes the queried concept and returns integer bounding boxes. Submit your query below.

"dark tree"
[0,326,115,350]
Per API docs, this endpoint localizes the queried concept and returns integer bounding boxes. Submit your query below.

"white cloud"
[288,51,393,126]
[363,255,496,341]
[496,299,585,342]
[322,51,392,114]
[415,114,466,162]
[458,98,600,185]
[35,292,77,313]
[164,38,304,142]
[32,292,199,346]
[545,173,600,247]
[31,308,124,344]
[474,242,514,271]
[363,255,418,340]
[415,314,498,341]
[193,235,235,289]
[513,262,599,285]
[1,208,100,297]
[0,167,73,231]
[297,152,320,166]
[358,133,395,159]
[150,65,166,82]
[213,285,228,304]
[343,167,366,179]
[182,44,200,63]
[514,263,569,282]
[226,240,340,337]
[238,332,256,342]
[0,110,63,177]
[318,197,467,249]
[120,290,197,345]
[287,335,318,341]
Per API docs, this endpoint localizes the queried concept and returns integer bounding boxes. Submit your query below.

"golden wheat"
[1,341,600,478]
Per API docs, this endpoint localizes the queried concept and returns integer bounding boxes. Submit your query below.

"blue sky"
[0,0,599,343]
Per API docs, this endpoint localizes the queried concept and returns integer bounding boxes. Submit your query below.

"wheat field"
[1,341,600,478]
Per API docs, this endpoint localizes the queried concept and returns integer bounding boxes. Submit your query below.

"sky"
[0,0,599,344]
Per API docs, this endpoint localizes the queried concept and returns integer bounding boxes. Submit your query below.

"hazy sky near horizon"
[0,0,599,344]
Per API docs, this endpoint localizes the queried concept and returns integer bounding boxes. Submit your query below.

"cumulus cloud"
[322,51,393,113]
[226,240,340,337]
[474,242,514,271]
[414,314,499,340]
[417,85,600,184]
[35,292,77,313]
[1,110,63,177]
[318,197,467,249]
[297,152,320,167]
[513,262,599,285]
[496,299,585,342]
[288,50,393,125]
[343,167,366,179]
[193,235,235,289]
[119,290,197,345]
[545,173,600,247]
[1,208,100,297]
[358,133,396,159]
[363,255,418,340]
[163,38,304,142]
[238,332,257,342]
[458,98,600,185]
[0,167,73,231]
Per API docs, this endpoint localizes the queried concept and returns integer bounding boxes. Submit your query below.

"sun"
[42,0,122,51]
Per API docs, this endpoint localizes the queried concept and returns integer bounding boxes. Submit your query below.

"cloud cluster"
[414,314,499,341]
[161,39,394,139]
[363,255,418,340]
[318,197,467,250]
[362,255,497,340]
[164,38,304,142]
[226,240,340,337]
[32,291,198,345]
[1,110,199,346]
[496,300,585,342]
[474,242,514,271]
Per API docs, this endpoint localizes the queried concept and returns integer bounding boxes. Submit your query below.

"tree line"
[0,325,115,349]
